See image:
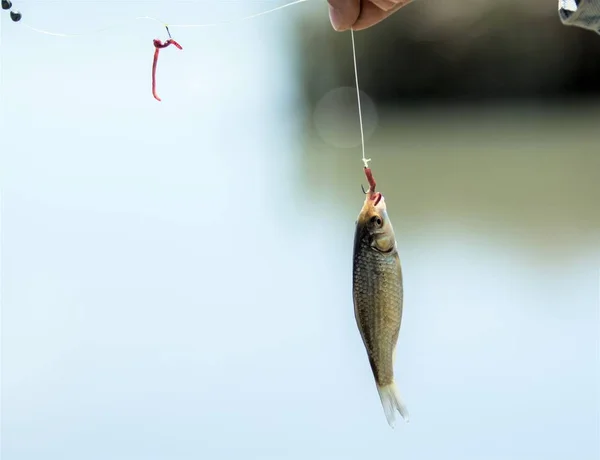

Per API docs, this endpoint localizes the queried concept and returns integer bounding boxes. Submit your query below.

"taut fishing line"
[350,27,377,197]
[18,0,311,38]
[350,28,370,170]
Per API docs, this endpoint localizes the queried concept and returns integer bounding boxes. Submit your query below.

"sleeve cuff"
[559,0,600,33]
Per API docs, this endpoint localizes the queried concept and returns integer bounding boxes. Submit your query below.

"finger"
[352,0,411,31]
[369,0,398,11]
[328,0,360,31]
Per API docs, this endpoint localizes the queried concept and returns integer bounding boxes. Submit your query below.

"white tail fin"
[377,382,410,428]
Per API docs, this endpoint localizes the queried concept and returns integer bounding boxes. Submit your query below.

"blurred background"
[1,1,598,459]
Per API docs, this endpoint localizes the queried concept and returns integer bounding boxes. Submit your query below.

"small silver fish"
[352,167,409,428]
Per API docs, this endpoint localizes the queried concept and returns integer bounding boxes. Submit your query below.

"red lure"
[152,37,182,102]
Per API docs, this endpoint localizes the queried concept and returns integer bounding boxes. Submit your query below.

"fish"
[352,167,409,428]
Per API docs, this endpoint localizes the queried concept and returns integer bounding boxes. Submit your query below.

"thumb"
[328,0,360,31]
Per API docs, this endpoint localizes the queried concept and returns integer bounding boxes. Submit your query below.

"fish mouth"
[362,188,382,207]
[368,192,385,211]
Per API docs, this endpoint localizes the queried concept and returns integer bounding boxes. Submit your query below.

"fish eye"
[370,215,383,227]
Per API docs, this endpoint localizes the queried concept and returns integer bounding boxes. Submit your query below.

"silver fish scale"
[352,232,403,387]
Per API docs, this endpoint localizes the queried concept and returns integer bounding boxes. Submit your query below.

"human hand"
[328,0,413,31]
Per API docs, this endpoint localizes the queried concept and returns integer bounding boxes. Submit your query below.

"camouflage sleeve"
[559,0,600,33]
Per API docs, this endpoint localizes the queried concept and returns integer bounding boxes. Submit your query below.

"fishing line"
[168,0,309,28]
[15,0,311,100]
[21,16,164,38]
[350,29,370,169]
[19,0,310,38]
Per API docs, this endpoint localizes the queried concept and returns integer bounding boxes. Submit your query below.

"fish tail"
[376,381,410,428]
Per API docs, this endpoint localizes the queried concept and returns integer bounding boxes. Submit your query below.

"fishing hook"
[362,167,382,205]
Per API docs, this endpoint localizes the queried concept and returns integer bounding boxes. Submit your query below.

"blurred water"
[1,2,599,460]
[296,104,599,460]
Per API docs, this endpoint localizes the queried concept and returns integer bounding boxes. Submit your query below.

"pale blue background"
[1,1,599,459]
